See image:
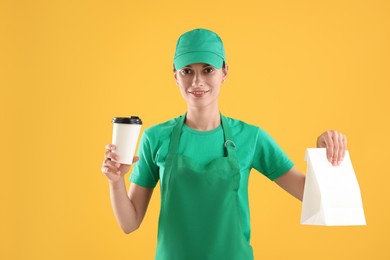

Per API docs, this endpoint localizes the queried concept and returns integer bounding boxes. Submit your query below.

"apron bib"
[156,113,254,260]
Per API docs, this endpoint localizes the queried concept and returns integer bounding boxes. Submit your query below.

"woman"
[101,28,347,260]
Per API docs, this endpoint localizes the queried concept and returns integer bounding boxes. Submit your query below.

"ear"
[222,64,228,83]
[173,71,179,86]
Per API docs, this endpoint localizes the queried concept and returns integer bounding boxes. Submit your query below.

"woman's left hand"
[316,130,347,166]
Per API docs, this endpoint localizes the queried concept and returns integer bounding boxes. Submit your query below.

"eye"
[204,67,214,73]
[180,68,192,75]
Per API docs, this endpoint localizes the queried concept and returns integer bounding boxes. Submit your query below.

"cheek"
[210,72,224,84]
[177,80,187,91]
[176,76,190,87]
[177,83,190,97]
[208,77,223,88]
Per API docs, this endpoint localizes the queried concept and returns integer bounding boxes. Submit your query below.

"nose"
[191,71,204,88]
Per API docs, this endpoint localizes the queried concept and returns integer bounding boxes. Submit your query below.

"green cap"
[174,28,226,70]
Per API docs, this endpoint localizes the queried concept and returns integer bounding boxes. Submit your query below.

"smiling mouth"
[189,90,209,96]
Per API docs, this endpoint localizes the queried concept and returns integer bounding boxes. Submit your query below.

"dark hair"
[173,61,226,72]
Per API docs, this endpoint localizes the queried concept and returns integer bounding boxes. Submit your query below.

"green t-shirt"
[129,115,294,241]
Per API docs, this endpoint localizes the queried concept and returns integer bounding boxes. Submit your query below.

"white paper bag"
[300,148,366,226]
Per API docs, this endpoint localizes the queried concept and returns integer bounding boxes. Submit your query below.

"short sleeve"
[251,128,294,181]
[129,132,159,188]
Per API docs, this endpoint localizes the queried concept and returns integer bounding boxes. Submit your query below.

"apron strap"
[168,113,186,154]
[220,114,238,160]
[168,112,238,160]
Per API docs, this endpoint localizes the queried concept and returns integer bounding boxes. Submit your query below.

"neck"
[185,105,221,131]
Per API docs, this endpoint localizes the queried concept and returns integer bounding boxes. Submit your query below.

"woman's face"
[174,63,228,109]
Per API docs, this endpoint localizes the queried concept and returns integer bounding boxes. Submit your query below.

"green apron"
[155,113,254,260]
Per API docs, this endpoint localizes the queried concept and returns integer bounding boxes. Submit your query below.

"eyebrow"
[184,64,212,68]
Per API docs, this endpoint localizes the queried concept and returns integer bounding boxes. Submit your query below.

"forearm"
[109,179,138,234]
[283,174,305,201]
[274,167,306,201]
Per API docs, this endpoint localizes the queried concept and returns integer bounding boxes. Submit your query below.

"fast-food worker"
[101,28,347,260]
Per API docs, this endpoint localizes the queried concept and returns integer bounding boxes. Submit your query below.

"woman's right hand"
[101,144,140,183]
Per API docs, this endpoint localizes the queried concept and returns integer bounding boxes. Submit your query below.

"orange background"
[1,0,389,259]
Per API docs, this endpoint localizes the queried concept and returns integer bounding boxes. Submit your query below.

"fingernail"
[115,163,120,167]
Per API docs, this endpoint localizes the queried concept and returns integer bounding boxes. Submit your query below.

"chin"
[188,99,218,109]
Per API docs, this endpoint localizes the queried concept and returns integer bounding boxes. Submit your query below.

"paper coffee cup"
[112,116,142,165]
